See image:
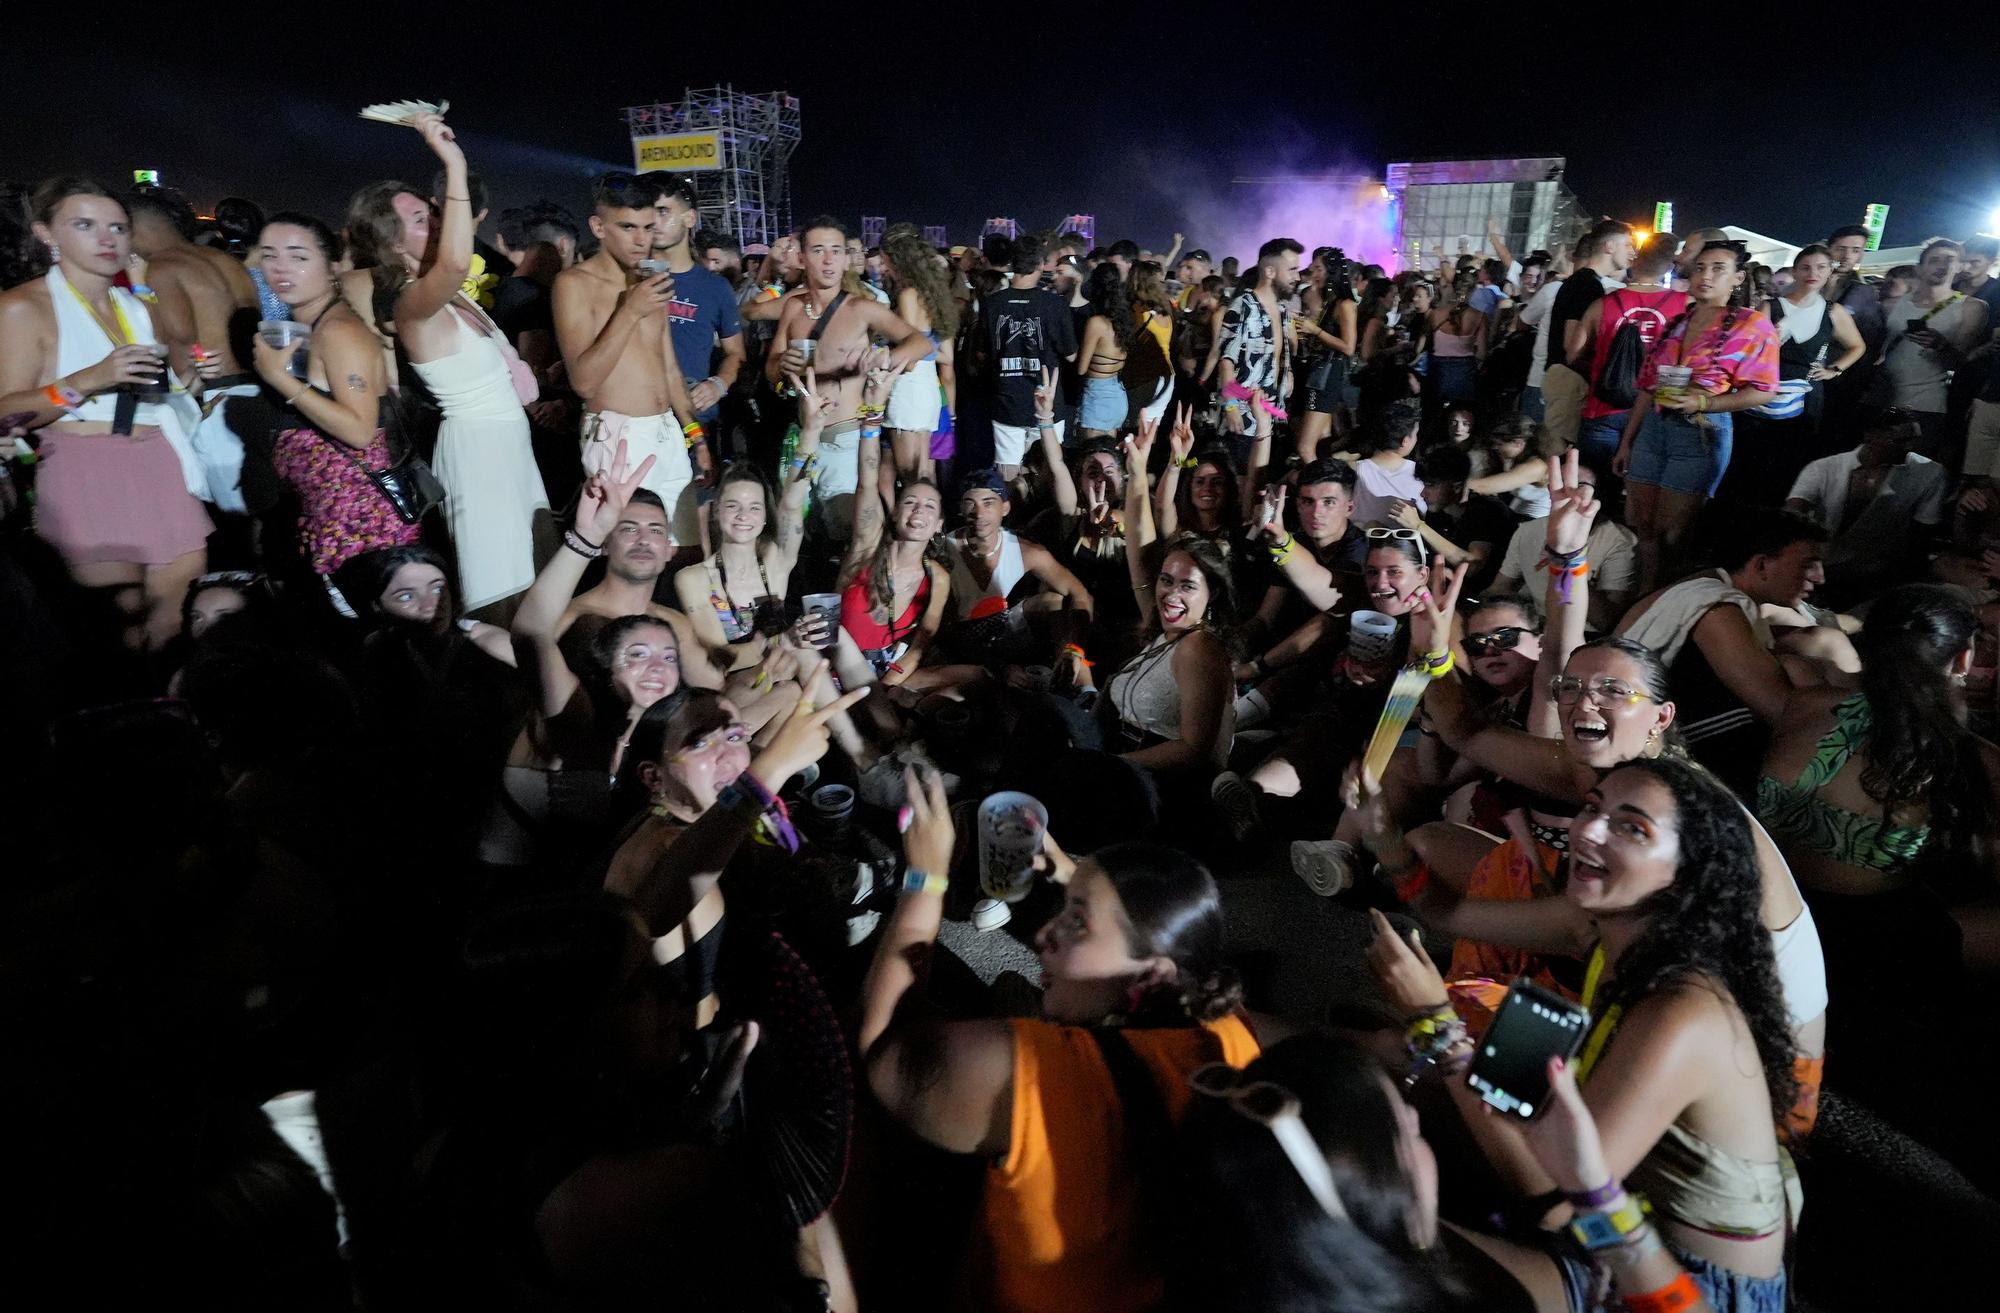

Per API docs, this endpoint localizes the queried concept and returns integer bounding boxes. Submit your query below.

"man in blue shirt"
[642,175,745,448]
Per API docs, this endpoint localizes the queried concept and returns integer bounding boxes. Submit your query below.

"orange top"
[967,1014,1260,1313]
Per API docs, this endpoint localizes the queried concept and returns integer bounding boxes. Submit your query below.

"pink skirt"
[35,427,212,566]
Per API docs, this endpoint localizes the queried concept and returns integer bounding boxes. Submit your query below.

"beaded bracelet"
[563,527,604,559]
[717,775,801,854]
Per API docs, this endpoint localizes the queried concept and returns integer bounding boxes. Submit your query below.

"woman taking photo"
[1614,240,1781,593]
[345,112,549,617]
[253,211,421,607]
[1723,243,1868,506]
[1074,263,1133,439]
[859,784,1257,1313]
[881,232,957,481]
[1368,753,1802,1311]
[1293,249,1359,463]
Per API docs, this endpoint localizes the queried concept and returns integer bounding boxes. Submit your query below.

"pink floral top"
[271,426,421,575]
[1637,306,1781,396]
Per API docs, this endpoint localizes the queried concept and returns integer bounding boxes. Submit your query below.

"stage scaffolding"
[623,86,801,249]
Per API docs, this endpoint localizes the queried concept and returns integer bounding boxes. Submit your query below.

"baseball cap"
[743,242,771,256]
[958,467,1009,500]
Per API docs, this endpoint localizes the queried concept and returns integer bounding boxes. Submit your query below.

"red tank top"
[840,564,931,651]
[1582,288,1692,418]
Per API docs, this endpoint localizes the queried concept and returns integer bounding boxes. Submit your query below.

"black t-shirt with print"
[981,287,1079,426]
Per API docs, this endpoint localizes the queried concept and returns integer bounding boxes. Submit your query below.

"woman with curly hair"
[881,232,958,481]
[1075,262,1134,437]
[1124,260,1178,425]
[1371,752,1801,1311]
[860,779,1258,1313]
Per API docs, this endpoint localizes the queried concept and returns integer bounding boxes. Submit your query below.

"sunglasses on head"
[1190,1063,1348,1221]
[1464,625,1531,654]
[1366,526,1428,563]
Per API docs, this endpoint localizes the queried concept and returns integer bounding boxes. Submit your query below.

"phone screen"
[1465,981,1589,1119]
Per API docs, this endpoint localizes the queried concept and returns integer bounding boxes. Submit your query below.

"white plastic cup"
[637,258,671,279]
[978,791,1048,904]
[1348,610,1400,664]
[1653,364,1693,405]
[257,320,310,350]
[802,593,842,648]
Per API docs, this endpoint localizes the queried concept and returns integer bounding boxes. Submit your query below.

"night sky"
[11,4,2000,261]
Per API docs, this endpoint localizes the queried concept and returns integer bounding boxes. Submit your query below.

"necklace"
[804,292,832,321]
[960,531,1002,561]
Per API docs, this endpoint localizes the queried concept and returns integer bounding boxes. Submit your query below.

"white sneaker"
[972,897,1011,932]
[1210,771,1264,844]
[1290,838,1357,897]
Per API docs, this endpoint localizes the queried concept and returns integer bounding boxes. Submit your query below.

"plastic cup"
[637,258,671,278]
[1653,364,1692,405]
[1348,610,1399,664]
[802,593,842,648]
[978,791,1048,904]
[257,320,310,350]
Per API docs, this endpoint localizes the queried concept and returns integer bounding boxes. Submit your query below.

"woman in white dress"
[345,111,549,616]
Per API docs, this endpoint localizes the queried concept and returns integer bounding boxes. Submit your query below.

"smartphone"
[1907,319,1927,335]
[1464,979,1590,1119]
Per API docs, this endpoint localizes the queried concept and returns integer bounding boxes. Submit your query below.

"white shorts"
[810,419,862,540]
[886,357,942,432]
[193,380,263,514]
[993,419,1062,468]
[581,409,697,546]
[1139,377,1173,425]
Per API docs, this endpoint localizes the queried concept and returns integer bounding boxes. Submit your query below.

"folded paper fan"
[359,99,450,125]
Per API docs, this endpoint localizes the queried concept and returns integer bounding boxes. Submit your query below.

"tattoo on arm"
[345,373,368,393]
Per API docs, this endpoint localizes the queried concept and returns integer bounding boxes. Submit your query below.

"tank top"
[949,530,1027,620]
[1770,294,1835,381]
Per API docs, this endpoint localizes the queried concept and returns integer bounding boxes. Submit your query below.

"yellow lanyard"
[63,275,138,348]
[1575,945,1623,1083]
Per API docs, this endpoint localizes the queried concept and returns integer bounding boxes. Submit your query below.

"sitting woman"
[832,364,953,695]
[1050,424,1236,830]
[1154,395,1275,601]
[673,380,828,716]
[1383,457,1826,1128]
[603,677,862,1032]
[489,442,694,872]
[1074,262,1133,439]
[1026,379,1143,666]
[1467,412,1551,519]
[1368,754,1803,1311]
[1758,582,2000,1167]
[859,785,1258,1313]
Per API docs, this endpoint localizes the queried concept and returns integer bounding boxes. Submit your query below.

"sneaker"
[972,897,1011,932]
[1290,838,1357,897]
[1210,771,1265,845]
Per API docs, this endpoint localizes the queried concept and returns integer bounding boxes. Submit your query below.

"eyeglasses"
[1464,625,1531,654]
[1549,675,1655,706]
[674,722,752,759]
[1366,526,1428,563]
[1189,1063,1348,1221]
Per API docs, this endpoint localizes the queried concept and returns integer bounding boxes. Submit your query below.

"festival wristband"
[1567,1195,1650,1252]
[563,527,604,558]
[44,382,85,412]
[900,867,948,896]
[1618,1272,1701,1313]
[1061,642,1093,668]
[1565,1179,1627,1211]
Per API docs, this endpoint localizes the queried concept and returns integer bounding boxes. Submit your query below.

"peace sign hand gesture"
[790,365,835,442]
[1250,483,1288,541]
[1406,559,1467,660]
[745,659,870,790]
[576,437,658,545]
[1167,401,1195,464]
[1033,365,1059,427]
[1544,447,1599,558]
[1124,411,1159,479]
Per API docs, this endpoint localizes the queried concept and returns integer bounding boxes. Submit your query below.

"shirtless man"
[0,178,211,649]
[554,172,712,557]
[767,216,930,538]
[558,487,809,734]
[126,186,262,513]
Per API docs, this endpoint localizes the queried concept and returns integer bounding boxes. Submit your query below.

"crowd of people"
[4,110,1998,1311]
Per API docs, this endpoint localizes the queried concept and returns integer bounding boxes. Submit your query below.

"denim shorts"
[1626,407,1733,497]
[1555,1241,1786,1313]
[1576,413,1627,469]
[1078,377,1128,431]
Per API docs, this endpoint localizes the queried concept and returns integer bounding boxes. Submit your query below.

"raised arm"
[1528,450,1596,737]
[860,770,1016,1155]
[1032,366,1078,515]
[1153,404,1192,535]
[1123,422,1160,596]
[512,439,658,716]
[773,368,830,575]
[1254,487,1344,613]
[837,362,905,588]
[391,114,474,327]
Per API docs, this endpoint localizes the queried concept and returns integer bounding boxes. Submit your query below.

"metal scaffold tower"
[1058,214,1096,247]
[980,217,1019,240]
[623,86,802,249]
[922,225,947,247]
[861,216,886,248]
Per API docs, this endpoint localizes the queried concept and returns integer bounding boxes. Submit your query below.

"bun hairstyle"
[1093,842,1242,1022]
